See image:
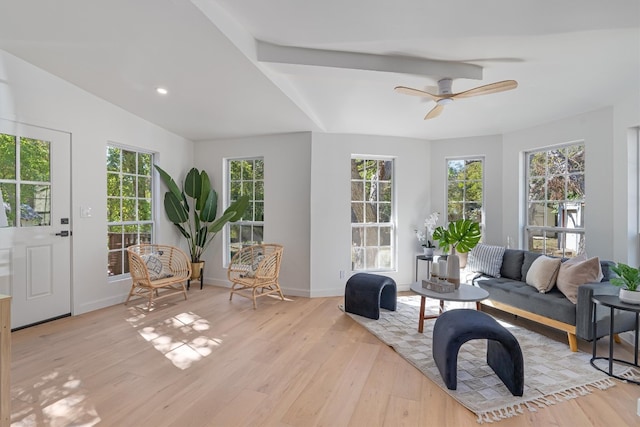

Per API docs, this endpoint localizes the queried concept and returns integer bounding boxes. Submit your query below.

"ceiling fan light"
[437,98,454,106]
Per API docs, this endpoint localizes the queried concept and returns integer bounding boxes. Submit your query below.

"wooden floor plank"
[9,285,640,426]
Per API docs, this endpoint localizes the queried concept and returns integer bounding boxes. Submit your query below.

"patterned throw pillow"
[246,254,265,278]
[141,253,173,281]
[466,244,506,278]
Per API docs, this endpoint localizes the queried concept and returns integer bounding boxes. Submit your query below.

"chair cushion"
[466,243,506,277]
[141,253,173,281]
[246,254,265,278]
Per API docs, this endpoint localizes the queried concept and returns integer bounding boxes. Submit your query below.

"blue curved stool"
[344,273,396,320]
[433,309,524,396]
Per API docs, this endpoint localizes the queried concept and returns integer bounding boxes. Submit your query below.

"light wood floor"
[10,286,640,426]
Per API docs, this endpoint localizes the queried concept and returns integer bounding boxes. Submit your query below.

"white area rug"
[344,296,623,424]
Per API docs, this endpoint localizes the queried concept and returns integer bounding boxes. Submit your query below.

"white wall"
[0,49,194,315]
[310,133,430,296]
[193,133,312,296]
[429,134,504,246]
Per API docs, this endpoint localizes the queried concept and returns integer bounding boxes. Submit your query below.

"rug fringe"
[475,379,616,424]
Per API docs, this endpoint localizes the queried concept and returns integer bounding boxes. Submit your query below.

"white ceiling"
[0,0,638,141]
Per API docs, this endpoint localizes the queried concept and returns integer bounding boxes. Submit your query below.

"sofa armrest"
[576,281,635,340]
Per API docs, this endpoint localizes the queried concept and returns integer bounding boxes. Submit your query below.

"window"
[227,158,264,262]
[107,146,154,277]
[351,157,394,271]
[446,158,483,224]
[525,143,585,257]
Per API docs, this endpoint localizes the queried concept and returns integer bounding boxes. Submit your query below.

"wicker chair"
[126,244,191,310]
[228,244,285,309]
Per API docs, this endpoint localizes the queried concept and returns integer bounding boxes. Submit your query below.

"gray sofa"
[471,249,636,351]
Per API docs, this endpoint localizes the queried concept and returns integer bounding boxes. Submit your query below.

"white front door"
[0,119,71,329]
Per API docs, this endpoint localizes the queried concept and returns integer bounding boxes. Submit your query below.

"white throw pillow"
[466,244,506,278]
[525,255,561,293]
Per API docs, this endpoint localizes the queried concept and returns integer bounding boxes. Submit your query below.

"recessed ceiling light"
[156,87,168,95]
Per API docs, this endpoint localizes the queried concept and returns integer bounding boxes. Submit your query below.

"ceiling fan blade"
[394,86,441,101]
[451,80,518,99]
[424,104,444,120]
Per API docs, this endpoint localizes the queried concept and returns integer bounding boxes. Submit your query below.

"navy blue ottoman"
[344,273,397,320]
[433,309,524,396]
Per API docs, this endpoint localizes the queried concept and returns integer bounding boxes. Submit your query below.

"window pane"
[122,150,136,174]
[138,176,151,198]
[527,202,545,226]
[20,184,50,226]
[379,182,391,202]
[138,153,152,176]
[351,159,363,179]
[528,152,546,177]
[379,203,391,222]
[447,158,483,225]
[254,202,264,221]
[242,181,254,198]
[529,178,545,201]
[107,173,120,197]
[242,161,253,180]
[138,199,151,221]
[0,134,16,179]
[122,175,135,197]
[20,138,50,182]
[255,159,264,180]
[547,149,566,175]
[107,147,121,172]
[122,199,136,221]
[528,229,544,254]
[567,174,584,200]
[567,145,585,173]
[365,227,378,246]
[547,175,565,200]
[0,183,16,227]
[140,223,152,244]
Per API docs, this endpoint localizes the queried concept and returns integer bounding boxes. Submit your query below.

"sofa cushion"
[521,251,542,280]
[466,243,506,277]
[500,249,525,281]
[556,256,603,304]
[526,255,561,293]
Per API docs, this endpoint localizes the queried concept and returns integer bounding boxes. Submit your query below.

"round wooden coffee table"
[410,281,490,333]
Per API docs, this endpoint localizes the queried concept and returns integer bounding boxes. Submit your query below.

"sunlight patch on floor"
[126,310,223,370]
[11,370,100,427]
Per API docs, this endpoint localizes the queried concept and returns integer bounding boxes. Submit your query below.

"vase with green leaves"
[610,263,640,304]
[155,165,250,278]
[432,219,481,287]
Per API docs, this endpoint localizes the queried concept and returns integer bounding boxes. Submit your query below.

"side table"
[415,255,433,282]
[590,295,640,385]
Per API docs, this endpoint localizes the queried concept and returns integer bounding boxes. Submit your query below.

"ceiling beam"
[256,40,483,80]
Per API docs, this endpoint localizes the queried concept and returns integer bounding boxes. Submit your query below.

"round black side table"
[590,294,640,385]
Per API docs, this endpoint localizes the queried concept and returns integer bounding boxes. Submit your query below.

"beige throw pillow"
[525,255,562,293]
[556,256,603,304]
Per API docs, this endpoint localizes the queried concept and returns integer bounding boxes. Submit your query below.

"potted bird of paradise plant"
[155,165,250,279]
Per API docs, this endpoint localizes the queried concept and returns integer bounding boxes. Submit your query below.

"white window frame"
[445,156,485,229]
[224,157,265,266]
[106,144,155,278]
[524,142,585,257]
[350,155,396,272]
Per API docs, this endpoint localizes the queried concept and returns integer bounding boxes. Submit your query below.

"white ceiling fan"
[395,78,518,120]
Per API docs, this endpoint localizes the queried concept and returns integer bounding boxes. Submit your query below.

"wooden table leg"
[418,296,426,333]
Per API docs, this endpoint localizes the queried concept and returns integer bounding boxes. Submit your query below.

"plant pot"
[447,248,460,289]
[423,247,435,256]
[619,288,640,305]
[191,261,205,280]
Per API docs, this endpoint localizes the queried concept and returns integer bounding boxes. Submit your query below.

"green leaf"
[163,192,188,224]
[184,168,202,199]
[175,223,190,239]
[200,189,218,222]
[196,225,208,247]
[197,170,211,211]
[154,165,182,202]
[225,195,251,222]
[208,210,237,233]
